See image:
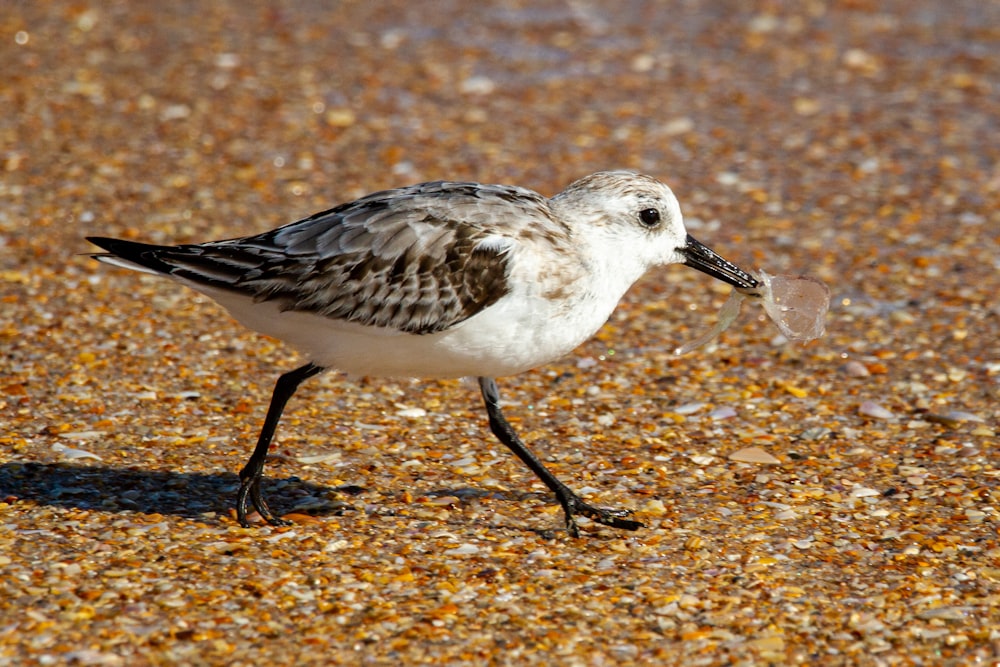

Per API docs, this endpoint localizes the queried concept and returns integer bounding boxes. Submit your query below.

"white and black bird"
[88,171,758,536]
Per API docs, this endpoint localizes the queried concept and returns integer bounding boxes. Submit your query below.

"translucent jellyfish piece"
[674,288,746,355]
[675,270,829,354]
[756,270,830,341]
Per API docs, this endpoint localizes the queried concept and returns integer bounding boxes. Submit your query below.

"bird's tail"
[86,237,175,276]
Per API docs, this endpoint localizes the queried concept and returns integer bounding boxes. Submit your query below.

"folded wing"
[89,181,561,335]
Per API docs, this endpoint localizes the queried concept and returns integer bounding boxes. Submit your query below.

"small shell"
[859,401,895,419]
[728,446,780,464]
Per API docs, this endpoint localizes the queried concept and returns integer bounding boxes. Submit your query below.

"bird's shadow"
[1,462,592,539]
[0,461,347,521]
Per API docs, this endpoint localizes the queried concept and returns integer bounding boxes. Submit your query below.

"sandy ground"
[2,1,998,665]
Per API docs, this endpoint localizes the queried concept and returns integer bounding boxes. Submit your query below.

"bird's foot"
[237,473,291,527]
[559,492,643,538]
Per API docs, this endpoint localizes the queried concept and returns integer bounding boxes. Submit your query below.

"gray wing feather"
[151,181,559,334]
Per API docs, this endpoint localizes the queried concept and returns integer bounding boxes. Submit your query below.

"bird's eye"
[638,208,661,227]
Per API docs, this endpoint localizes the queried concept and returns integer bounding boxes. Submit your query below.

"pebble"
[842,360,871,377]
[426,496,461,507]
[916,607,970,621]
[56,431,104,440]
[443,544,480,556]
[858,401,895,419]
[641,499,668,515]
[297,453,342,465]
[51,443,102,460]
[728,447,781,464]
[709,406,738,420]
[798,426,832,440]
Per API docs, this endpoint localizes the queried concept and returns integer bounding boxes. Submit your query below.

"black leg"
[237,362,325,527]
[477,377,643,537]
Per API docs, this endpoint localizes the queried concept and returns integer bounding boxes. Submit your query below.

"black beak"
[682,234,759,290]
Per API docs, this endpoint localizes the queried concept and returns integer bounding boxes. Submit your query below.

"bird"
[87,170,759,537]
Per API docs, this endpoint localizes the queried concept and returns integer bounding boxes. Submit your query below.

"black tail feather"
[86,237,177,274]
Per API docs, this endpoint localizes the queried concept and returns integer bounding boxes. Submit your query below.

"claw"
[237,475,291,527]
[559,493,644,537]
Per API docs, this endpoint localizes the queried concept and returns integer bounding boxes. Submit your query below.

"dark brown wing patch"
[283,219,511,334]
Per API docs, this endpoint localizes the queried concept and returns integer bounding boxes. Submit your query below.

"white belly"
[201,281,621,379]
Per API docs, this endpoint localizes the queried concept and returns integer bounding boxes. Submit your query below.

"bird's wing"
[90,181,563,335]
